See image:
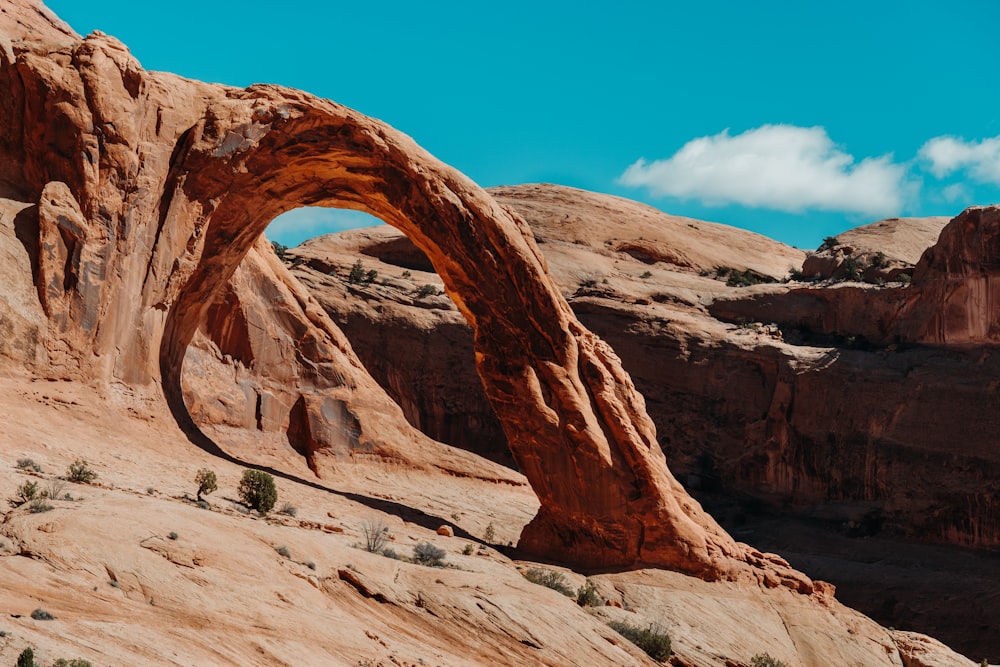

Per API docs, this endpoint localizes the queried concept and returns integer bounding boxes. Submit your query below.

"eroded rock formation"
[0,0,807,582]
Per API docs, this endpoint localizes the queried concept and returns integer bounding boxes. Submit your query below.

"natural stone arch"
[157,85,743,577]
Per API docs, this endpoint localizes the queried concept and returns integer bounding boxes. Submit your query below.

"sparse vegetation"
[412,542,446,567]
[52,660,94,667]
[361,518,390,554]
[751,653,790,667]
[47,479,67,500]
[576,580,603,607]
[415,283,440,297]
[898,272,912,285]
[607,620,672,662]
[401,270,412,279]
[639,270,652,279]
[278,502,298,517]
[29,498,53,513]
[483,522,496,544]
[271,241,288,262]
[67,459,97,484]
[275,545,291,558]
[11,479,38,506]
[30,608,54,621]
[16,458,41,473]
[872,251,889,269]
[16,648,35,667]
[523,567,574,597]
[462,543,475,555]
[194,468,217,501]
[820,236,841,251]
[348,259,378,284]
[168,531,179,540]
[726,268,763,287]
[237,469,277,514]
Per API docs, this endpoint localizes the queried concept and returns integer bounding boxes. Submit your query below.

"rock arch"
[155,85,741,576]
[3,29,771,580]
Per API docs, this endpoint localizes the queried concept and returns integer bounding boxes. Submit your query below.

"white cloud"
[918,135,1000,184]
[619,124,910,217]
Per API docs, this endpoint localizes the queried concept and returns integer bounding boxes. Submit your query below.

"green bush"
[12,480,38,506]
[576,580,603,607]
[16,458,41,473]
[16,647,35,667]
[271,241,288,261]
[67,460,97,484]
[608,620,671,662]
[751,653,790,667]
[412,542,446,567]
[237,469,277,514]
[415,283,440,297]
[29,498,53,513]
[820,236,841,251]
[194,468,217,501]
[523,567,574,597]
[52,660,94,667]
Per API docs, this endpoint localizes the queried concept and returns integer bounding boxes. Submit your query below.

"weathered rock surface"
[0,0,803,584]
[0,1,986,664]
[289,184,1000,657]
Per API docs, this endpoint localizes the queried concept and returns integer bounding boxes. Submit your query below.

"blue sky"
[47,1,1000,250]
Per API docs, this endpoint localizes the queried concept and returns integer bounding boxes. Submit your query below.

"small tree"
[67,460,97,484]
[270,241,288,262]
[10,480,38,507]
[237,469,277,514]
[194,468,217,501]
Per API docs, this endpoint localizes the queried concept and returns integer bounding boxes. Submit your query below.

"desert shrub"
[348,260,377,284]
[462,543,475,555]
[380,547,399,560]
[67,460,97,484]
[412,542,446,567]
[30,608,54,621]
[750,653,790,667]
[237,469,277,514]
[576,580,603,607]
[12,480,38,506]
[898,272,912,285]
[726,269,763,287]
[872,251,889,268]
[271,241,288,261]
[415,283,439,297]
[483,522,496,544]
[52,660,94,667]
[523,567,574,597]
[194,468,217,501]
[47,479,67,500]
[608,620,671,662]
[168,531,179,541]
[278,502,297,517]
[639,270,652,279]
[361,518,389,553]
[275,545,291,558]
[306,561,316,570]
[29,498,53,513]
[16,648,35,667]
[16,458,41,473]
[820,236,840,251]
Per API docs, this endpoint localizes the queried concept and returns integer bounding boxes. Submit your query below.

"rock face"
[0,0,797,581]
[288,184,1000,656]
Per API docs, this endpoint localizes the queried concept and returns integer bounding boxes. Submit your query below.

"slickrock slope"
[289,185,1000,657]
[0,1,984,664]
